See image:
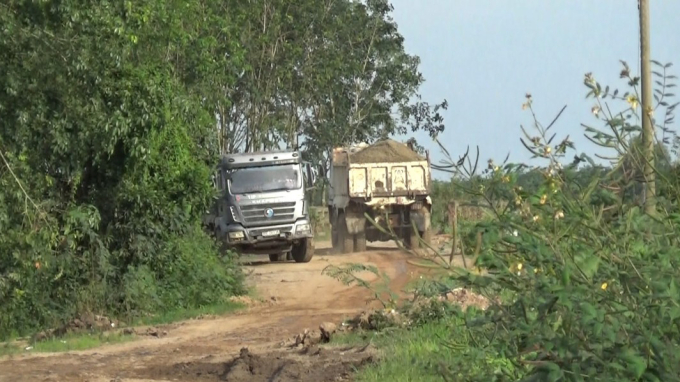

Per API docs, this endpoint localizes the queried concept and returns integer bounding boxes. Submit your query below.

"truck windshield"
[228,164,301,194]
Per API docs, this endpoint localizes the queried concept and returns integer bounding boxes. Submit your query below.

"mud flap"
[410,207,432,233]
[344,211,366,235]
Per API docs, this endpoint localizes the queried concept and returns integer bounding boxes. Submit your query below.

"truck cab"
[207,150,315,263]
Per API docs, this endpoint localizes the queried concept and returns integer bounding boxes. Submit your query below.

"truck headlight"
[229,206,239,222]
[296,224,310,233]
[228,231,244,239]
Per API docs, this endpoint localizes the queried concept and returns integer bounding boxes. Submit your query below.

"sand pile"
[350,139,424,164]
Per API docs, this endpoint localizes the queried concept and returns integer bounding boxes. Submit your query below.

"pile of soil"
[34,313,119,341]
[130,346,376,382]
[437,288,491,310]
[350,139,424,164]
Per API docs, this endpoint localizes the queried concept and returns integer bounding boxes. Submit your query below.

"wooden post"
[639,0,656,215]
[448,201,459,265]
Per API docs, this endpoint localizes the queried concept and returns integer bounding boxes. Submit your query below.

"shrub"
[430,61,680,381]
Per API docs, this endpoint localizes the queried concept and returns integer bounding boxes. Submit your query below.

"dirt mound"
[350,139,424,164]
[226,347,375,382]
[34,313,118,341]
[132,346,376,382]
[437,288,491,310]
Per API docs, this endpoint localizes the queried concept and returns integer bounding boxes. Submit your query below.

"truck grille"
[240,202,297,225]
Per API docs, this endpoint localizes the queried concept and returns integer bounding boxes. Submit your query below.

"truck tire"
[292,238,314,263]
[338,213,354,254]
[354,232,367,252]
[331,229,339,250]
[269,253,286,262]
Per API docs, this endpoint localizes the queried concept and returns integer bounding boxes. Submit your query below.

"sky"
[389,0,680,180]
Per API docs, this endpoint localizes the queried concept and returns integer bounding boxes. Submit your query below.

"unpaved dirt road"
[0,240,441,382]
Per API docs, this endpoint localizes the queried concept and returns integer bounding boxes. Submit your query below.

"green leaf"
[580,256,601,279]
[561,267,571,286]
[620,349,647,378]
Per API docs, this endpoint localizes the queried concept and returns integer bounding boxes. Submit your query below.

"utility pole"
[639,0,656,215]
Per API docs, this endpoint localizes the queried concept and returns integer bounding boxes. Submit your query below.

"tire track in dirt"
[0,241,438,382]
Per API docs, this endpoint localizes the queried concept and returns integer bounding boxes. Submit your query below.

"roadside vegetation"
[328,62,680,381]
[0,0,443,349]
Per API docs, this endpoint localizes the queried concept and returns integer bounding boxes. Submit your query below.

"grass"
[0,332,135,357]
[131,300,245,326]
[333,318,514,382]
[0,300,246,358]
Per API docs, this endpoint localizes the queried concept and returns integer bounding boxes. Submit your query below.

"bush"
[0,2,245,339]
[328,61,680,381]
[428,61,680,381]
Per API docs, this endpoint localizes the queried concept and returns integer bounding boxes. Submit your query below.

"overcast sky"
[389,0,680,179]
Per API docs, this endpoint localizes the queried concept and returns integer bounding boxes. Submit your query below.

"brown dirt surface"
[349,139,424,164]
[0,239,455,382]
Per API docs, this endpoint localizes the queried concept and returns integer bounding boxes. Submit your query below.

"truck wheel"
[292,238,314,263]
[331,229,339,250]
[269,253,286,262]
[354,232,367,252]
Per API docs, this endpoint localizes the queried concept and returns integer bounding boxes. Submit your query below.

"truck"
[327,139,433,253]
[203,150,316,263]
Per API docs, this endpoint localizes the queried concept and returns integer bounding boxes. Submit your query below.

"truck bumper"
[218,219,313,255]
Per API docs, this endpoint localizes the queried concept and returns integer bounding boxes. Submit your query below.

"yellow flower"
[554,210,564,220]
[515,196,522,206]
[540,194,547,205]
[533,268,539,274]
[502,175,511,183]
[601,282,608,291]
[517,263,523,270]
[493,166,500,172]
[544,146,552,154]
[532,215,540,222]
[626,95,639,109]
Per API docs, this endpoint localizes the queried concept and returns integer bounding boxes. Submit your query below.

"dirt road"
[0,240,439,382]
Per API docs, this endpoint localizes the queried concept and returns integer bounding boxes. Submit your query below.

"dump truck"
[203,150,316,263]
[327,139,433,253]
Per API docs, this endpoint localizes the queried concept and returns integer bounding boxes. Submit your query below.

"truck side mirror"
[305,163,314,188]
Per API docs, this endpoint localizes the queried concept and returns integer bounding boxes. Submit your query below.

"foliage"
[425,61,680,381]
[324,60,680,381]
[0,331,135,357]
[335,317,517,382]
[322,263,398,309]
[0,0,246,339]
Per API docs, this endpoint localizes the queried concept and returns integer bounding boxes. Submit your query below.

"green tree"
[0,0,245,337]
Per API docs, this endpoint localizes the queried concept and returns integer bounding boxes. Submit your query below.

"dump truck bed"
[330,140,431,204]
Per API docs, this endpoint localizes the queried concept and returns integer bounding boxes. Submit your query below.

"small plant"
[321,263,398,309]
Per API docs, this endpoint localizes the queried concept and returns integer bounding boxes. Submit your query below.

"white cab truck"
[204,150,316,263]
[327,139,433,253]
